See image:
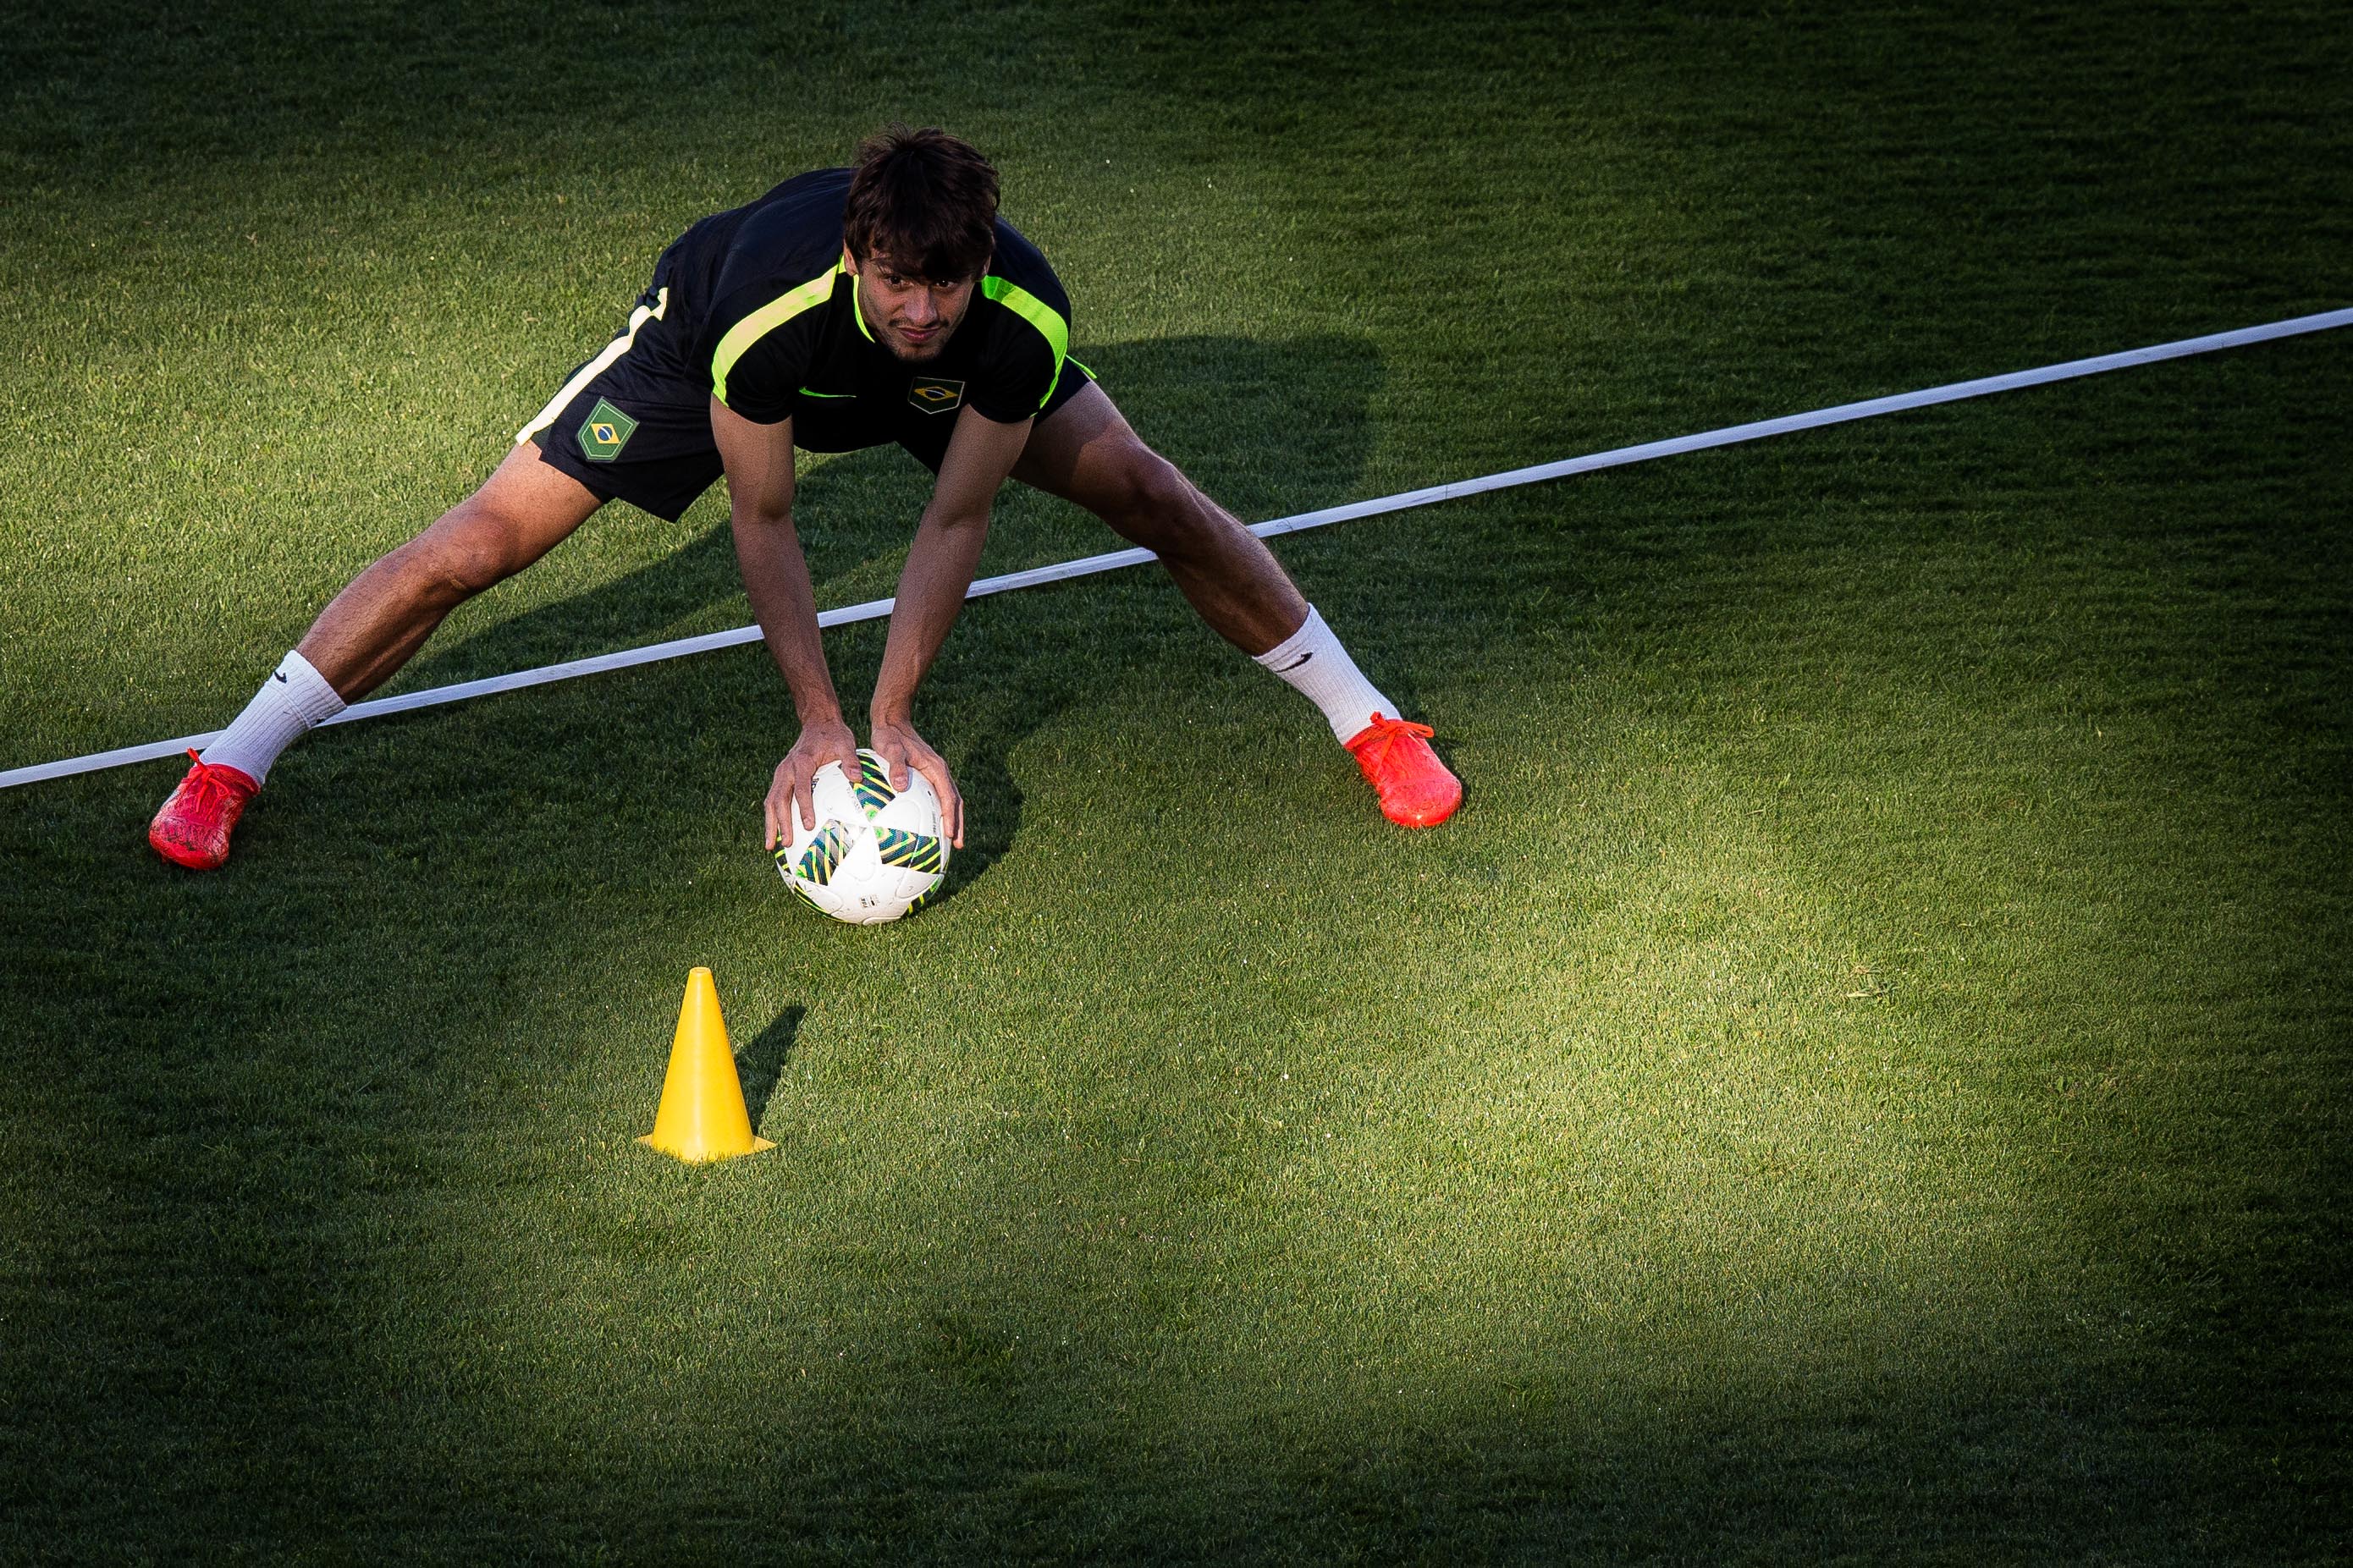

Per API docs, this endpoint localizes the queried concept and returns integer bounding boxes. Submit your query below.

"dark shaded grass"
[3,1,2350,1561]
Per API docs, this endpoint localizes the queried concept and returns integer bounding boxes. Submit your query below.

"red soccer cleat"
[148,749,260,870]
[1344,714,1462,828]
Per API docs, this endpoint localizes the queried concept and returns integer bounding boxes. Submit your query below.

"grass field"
[3,1,2350,1560]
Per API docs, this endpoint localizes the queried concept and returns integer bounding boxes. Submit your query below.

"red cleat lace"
[1343,714,1462,828]
[147,749,260,870]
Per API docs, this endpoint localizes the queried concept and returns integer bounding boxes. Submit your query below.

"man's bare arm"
[866,405,1035,849]
[710,395,857,848]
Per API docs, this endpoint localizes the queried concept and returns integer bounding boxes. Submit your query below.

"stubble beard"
[887,322,956,363]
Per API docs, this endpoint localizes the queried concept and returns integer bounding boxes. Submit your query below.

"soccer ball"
[774,750,949,925]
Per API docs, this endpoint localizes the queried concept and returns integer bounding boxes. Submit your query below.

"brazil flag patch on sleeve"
[577,398,638,462]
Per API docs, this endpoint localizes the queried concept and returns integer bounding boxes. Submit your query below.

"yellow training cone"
[637,967,774,1163]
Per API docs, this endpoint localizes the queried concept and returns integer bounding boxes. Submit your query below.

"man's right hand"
[764,716,860,850]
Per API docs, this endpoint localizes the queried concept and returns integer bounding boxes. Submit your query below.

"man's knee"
[393,497,533,603]
[1095,448,1209,552]
[383,444,599,603]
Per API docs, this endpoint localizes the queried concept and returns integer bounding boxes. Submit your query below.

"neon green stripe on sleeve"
[711,265,841,407]
[981,275,1071,410]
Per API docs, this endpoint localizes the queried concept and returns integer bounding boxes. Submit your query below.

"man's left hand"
[868,717,965,850]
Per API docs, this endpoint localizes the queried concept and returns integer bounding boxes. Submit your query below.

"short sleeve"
[711,327,804,426]
[966,275,1071,423]
[705,269,840,426]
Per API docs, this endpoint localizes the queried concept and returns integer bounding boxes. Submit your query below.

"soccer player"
[148,127,1461,871]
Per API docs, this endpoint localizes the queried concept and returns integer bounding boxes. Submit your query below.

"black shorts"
[521,277,1094,522]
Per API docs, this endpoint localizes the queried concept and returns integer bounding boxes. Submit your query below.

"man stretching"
[150,127,1460,870]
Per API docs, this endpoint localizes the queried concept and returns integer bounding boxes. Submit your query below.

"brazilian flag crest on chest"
[907,377,965,415]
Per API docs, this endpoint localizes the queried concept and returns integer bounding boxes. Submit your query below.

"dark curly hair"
[842,126,1000,283]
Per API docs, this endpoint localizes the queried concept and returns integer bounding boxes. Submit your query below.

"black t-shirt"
[663,168,1072,427]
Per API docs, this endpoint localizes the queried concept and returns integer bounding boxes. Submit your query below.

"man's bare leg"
[1012,382,1461,826]
[1010,382,1305,656]
[298,443,605,699]
[149,444,603,868]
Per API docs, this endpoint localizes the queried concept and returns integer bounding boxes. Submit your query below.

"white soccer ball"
[774,749,949,925]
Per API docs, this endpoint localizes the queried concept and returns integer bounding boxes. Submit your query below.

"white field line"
[6,306,2347,792]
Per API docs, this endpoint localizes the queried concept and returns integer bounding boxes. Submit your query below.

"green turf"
[3,1,2349,1560]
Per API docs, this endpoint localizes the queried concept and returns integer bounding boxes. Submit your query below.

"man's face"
[845,247,983,363]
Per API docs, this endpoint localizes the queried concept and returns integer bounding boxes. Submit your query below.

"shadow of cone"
[637,966,775,1163]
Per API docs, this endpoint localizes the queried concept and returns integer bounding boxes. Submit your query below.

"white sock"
[200,651,347,786]
[1252,605,1397,744]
